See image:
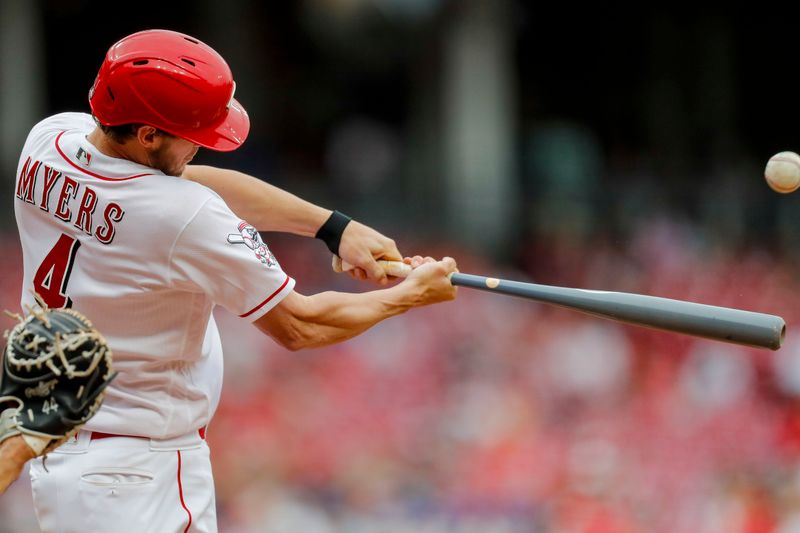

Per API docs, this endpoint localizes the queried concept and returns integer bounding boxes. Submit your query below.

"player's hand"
[337,221,402,285]
[402,256,458,306]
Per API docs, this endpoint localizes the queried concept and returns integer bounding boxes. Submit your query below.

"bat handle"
[332,256,413,278]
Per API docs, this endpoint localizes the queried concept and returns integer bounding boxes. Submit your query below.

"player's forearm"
[259,284,423,350]
[0,436,35,494]
[183,165,330,235]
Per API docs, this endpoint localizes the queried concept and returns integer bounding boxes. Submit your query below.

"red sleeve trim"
[239,275,291,318]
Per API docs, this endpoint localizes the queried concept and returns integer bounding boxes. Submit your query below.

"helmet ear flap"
[88,29,249,152]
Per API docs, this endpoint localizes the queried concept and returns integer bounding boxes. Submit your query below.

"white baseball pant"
[29,429,217,532]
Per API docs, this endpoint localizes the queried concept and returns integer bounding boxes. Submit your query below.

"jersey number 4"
[33,234,80,309]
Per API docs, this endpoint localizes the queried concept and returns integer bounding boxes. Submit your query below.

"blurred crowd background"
[3,1,800,532]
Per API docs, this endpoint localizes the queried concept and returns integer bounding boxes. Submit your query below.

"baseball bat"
[332,257,786,350]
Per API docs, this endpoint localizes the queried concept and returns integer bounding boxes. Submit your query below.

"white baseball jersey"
[14,112,295,439]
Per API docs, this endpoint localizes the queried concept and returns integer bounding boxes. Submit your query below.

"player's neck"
[87,128,149,167]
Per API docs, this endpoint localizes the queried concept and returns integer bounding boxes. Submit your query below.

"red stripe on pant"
[177,451,193,532]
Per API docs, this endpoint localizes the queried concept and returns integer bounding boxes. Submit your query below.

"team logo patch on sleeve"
[227,221,277,267]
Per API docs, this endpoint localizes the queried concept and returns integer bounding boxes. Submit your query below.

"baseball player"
[13,29,457,531]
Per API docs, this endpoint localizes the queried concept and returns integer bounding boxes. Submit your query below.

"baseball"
[765,151,800,193]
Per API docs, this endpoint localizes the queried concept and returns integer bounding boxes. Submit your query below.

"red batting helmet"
[89,29,249,151]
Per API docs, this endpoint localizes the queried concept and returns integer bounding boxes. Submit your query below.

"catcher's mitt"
[0,305,115,456]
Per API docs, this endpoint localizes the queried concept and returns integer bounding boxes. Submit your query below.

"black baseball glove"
[0,306,116,456]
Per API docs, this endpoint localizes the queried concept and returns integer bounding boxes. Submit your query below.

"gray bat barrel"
[449,273,786,350]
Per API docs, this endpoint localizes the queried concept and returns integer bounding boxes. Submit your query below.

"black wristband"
[315,210,352,256]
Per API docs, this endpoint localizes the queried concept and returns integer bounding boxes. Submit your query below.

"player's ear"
[136,125,161,149]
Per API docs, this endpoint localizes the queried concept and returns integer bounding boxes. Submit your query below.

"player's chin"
[175,153,197,176]
[169,162,189,177]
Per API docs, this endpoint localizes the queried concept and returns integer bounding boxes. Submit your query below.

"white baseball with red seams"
[765,151,800,193]
[15,112,295,532]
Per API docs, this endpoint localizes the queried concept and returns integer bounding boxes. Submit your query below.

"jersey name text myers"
[16,157,125,244]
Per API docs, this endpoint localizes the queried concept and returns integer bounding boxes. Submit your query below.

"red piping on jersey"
[54,131,152,181]
[240,275,291,318]
[177,451,193,533]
